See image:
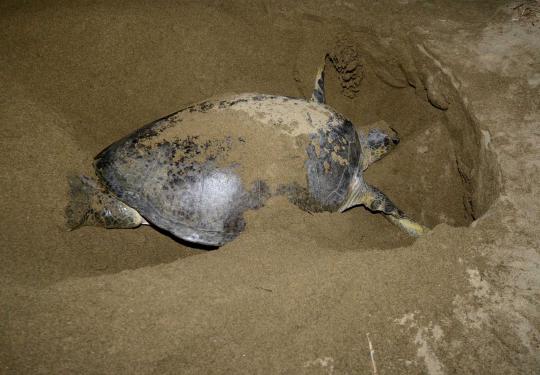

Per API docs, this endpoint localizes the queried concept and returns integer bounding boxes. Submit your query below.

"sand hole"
[82,39,502,255]
[61,37,503,271]
[317,38,500,243]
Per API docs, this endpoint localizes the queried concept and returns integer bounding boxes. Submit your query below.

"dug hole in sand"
[1,1,539,374]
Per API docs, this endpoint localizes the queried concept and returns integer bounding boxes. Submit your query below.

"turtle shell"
[94,93,362,246]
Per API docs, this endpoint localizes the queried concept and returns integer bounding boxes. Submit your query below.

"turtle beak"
[389,127,400,145]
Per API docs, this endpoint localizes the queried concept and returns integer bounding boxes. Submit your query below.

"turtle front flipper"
[310,55,328,104]
[339,176,429,237]
[384,215,429,238]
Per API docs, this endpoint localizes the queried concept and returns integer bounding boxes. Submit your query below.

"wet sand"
[1,1,539,374]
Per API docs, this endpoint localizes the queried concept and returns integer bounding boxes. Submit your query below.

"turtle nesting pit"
[0,0,504,274]
[68,37,502,253]
[285,39,501,250]
[75,41,502,252]
[5,2,537,374]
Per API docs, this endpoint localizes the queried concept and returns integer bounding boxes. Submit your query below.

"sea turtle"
[66,61,429,246]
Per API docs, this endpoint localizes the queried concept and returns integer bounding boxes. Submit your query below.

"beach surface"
[1,1,539,374]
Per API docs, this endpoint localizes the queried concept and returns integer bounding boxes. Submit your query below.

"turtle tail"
[65,175,143,230]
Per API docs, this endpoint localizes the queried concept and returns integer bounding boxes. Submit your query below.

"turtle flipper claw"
[385,215,429,237]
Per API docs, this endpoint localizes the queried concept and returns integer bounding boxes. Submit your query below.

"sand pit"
[1,1,539,374]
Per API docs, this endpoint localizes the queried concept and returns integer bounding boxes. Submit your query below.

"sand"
[1,0,539,374]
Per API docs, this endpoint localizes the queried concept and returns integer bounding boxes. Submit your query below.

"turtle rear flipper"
[65,175,143,230]
[311,55,329,104]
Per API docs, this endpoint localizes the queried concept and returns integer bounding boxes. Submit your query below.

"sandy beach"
[1,1,539,373]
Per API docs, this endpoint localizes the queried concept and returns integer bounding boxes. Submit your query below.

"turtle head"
[363,127,400,169]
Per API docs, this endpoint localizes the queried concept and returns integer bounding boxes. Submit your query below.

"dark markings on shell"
[94,94,364,246]
[304,118,361,210]
[276,183,326,213]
